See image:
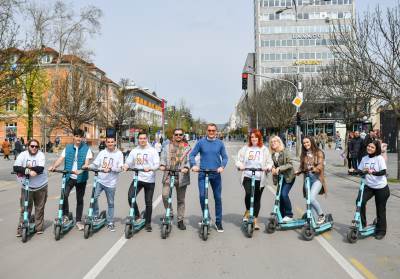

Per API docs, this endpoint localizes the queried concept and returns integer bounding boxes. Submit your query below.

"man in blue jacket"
[49,128,93,230]
[190,123,228,232]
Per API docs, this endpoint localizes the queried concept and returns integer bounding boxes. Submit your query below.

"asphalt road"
[0,141,399,279]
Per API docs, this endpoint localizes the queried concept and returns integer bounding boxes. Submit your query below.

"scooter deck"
[279,219,306,229]
[359,225,376,236]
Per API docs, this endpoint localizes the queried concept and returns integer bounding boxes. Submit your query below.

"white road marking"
[265,185,364,279]
[82,194,163,279]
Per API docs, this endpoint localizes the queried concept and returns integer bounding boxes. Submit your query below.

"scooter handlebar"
[50,169,73,174]
[198,169,219,173]
[81,167,107,173]
[237,168,264,172]
[126,168,147,172]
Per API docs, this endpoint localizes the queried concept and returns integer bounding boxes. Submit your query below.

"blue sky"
[38,0,396,124]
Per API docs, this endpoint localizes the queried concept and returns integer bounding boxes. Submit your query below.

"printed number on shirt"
[248,151,260,161]
[363,162,376,171]
[136,153,149,165]
[26,159,37,168]
[102,157,114,169]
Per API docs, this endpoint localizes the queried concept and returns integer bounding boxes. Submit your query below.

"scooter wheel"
[161,224,168,239]
[246,222,254,238]
[21,227,28,243]
[84,224,91,239]
[54,225,61,241]
[124,224,132,239]
[347,228,358,244]
[167,223,172,234]
[202,225,208,241]
[265,219,277,234]
[302,225,315,241]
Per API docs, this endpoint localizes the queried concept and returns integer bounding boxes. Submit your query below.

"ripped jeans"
[305,173,324,216]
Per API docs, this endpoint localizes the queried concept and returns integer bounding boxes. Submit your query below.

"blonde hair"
[269,136,285,153]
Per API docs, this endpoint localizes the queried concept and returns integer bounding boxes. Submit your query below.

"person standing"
[14,138,23,160]
[357,140,390,239]
[159,128,191,230]
[123,132,160,232]
[2,138,11,160]
[14,139,48,236]
[269,135,296,222]
[189,123,228,233]
[236,129,272,230]
[349,131,363,173]
[48,128,93,230]
[154,139,162,158]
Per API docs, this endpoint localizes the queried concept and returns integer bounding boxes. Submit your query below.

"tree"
[48,64,101,132]
[109,78,134,148]
[329,3,400,177]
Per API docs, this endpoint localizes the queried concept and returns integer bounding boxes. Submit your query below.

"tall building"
[252,0,355,136]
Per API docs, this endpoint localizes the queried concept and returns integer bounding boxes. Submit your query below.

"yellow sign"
[292,97,303,107]
[293,60,322,66]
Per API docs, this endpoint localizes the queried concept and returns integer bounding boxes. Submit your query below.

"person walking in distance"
[2,138,11,160]
[189,123,228,233]
[159,128,191,230]
[48,128,93,230]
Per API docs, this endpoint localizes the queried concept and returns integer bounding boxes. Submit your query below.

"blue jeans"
[93,183,116,224]
[280,179,295,218]
[306,174,323,216]
[198,172,222,223]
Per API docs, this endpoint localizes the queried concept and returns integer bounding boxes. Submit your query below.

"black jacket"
[349,137,363,158]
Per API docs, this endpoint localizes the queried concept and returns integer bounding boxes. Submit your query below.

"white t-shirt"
[243,146,264,180]
[358,155,387,189]
[125,144,160,183]
[92,149,124,188]
[14,151,48,188]
[61,146,93,179]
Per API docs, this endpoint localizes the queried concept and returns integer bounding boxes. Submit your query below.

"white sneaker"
[282,216,293,223]
[317,214,325,225]
[76,221,84,231]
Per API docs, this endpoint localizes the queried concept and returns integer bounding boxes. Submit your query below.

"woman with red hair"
[236,129,273,229]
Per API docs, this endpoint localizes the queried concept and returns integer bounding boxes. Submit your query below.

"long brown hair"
[300,136,321,162]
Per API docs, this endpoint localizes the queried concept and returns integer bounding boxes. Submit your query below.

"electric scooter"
[124,168,146,239]
[347,171,376,243]
[265,175,306,234]
[160,168,181,239]
[301,171,334,241]
[198,169,218,241]
[51,169,75,241]
[238,168,263,238]
[12,171,36,243]
[83,167,107,239]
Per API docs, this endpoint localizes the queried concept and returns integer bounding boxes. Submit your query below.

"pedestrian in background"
[2,138,11,160]
[14,138,23,160]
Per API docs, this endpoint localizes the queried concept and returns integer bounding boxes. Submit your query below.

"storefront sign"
[293,60,322,66]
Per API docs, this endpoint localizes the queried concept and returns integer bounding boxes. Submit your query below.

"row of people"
[13,125,389,240]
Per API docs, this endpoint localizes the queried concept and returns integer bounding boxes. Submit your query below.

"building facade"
[253,0,355,136]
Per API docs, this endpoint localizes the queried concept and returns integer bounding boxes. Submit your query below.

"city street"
[0,141,399,279]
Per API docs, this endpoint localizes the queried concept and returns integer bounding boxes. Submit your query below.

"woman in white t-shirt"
[236,129,273,230]
[357,140,390,240]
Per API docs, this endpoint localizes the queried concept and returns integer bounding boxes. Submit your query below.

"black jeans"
[128,180,155,224]
[243,177,264,217]
[63,179,87,222]
[360,185,390,235]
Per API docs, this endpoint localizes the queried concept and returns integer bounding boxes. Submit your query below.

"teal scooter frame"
[198,169,218,241]
[301,171,334,241]
[266,175,306,233]
[83,167,107,239]
[347,171,376,243]
[238,168,263,238]
[160,168,181,239]
[51,169,74,241]
[124,168,146,239]
[13,171,36,243]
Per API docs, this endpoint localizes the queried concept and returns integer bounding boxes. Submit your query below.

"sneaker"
[62,215,69,224]
[177,220,186,230]
[374,233,385,240]
[76,221,84,231]
[317,214,325,225]
[254,218,260,230]
[107,223,115,232]
[242,210,249,222]
[36,230,44,235]
[16,226,22,237]
[282,216,294,223]
[215,222,224,233]
[145,223,152,232]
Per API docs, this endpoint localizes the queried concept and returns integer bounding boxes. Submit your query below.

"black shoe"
[145,224,152,232]
[177,220,186,230]
[375,233,385,240]
[215,222,224,233]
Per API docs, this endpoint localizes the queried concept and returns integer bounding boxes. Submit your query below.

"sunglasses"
[29,145,39,149]
[174,133,183,136]
[207,130,216,132]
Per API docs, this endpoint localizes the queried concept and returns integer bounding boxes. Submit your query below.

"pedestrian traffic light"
[242,73,248,90]
[296,112,301,126]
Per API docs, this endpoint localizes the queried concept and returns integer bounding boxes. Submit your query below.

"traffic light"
[296,112,301,126]
[242,73,248,90]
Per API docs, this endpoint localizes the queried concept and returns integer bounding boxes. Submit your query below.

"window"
[41,55,52,64]
[6,98,17,111]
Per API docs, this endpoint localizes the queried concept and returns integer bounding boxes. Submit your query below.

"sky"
[37,0,396,124]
